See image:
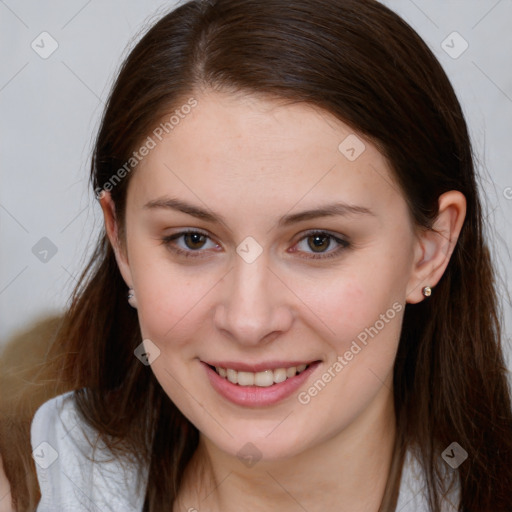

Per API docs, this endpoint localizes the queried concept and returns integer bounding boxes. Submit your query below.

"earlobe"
[99,192,134,288]
[406,191,466,304]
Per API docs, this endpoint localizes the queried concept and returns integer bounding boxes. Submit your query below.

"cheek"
[291,256,406,355]
[291,268,404,429]
[129,246,222,356]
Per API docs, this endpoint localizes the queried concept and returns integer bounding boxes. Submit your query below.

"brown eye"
[183,232,207,250]
[307,234,331,253]
[161,230,219,259]
[294,230,350,260]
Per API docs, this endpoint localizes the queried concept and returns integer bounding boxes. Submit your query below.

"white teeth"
[237,371,255,386]
[273,368,288,383]
[254,370,274,387]
[213,364,310,386]
[286,367,297,378]
[227,368,238,384]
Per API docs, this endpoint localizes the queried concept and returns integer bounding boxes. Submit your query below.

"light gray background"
[1,1,511,372]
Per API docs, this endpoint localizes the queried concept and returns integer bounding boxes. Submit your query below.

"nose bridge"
[215,249,291,344]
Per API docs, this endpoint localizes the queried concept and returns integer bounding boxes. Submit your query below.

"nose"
[213,251,294,346]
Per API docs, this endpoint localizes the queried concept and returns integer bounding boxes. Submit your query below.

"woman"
[16,0,512,510]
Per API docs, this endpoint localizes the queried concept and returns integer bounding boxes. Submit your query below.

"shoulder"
[30,391,147,512]
[396,447,460,512]
[31,391,84,451]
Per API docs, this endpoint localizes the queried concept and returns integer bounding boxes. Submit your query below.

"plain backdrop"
[1,0,511,372]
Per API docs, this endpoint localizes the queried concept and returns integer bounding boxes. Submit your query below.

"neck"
[176,386,396,512]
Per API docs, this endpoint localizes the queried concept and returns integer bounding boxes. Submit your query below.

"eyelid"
[161,228,350,260]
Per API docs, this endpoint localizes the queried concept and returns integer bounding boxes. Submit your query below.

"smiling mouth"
[206,363,313,387]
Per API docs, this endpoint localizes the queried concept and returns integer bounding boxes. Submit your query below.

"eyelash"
[160,229,350,260]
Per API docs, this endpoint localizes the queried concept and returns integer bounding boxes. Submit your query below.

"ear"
[99,192,134,288]
[406,191,466,304]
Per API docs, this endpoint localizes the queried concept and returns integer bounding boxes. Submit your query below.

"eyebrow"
[143,196,375,227]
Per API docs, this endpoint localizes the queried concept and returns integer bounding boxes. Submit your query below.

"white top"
[31,392,460,511]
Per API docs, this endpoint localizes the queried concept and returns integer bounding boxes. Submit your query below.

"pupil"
[309,235,329,252]
[186,233,205,249]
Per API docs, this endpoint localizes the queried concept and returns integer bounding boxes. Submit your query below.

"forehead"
[127,91,408,227]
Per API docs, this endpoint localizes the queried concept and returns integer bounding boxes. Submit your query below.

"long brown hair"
[17,0,512,510]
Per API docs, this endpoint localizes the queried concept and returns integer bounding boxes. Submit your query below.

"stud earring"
[422,286,432,297]
[127,288,138,308]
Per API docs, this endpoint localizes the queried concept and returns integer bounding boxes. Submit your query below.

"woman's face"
[112,90,423,461]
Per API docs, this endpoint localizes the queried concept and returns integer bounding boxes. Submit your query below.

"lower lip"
[202,361,321,407]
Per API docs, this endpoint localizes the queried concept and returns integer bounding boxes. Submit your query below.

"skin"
[101,90,466,511]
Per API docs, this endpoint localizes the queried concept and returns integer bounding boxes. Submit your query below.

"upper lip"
[203,360,319,372]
